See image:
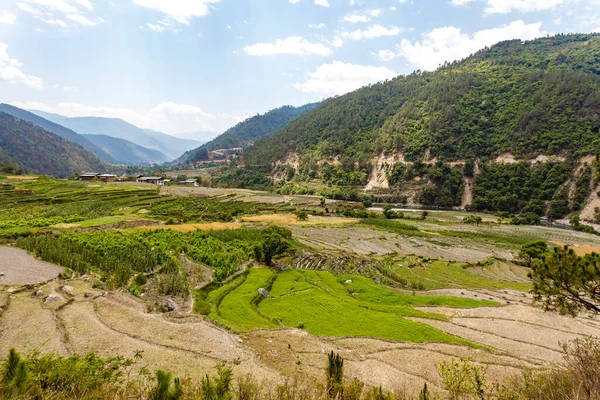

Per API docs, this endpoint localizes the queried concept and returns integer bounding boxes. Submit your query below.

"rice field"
[209,268,496,346]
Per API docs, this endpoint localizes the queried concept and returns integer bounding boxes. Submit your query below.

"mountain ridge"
[0,112,108,178]
[178,102,321,164]
[31,111,202,160]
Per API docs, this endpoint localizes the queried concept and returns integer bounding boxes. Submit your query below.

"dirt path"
[0,246,63,285]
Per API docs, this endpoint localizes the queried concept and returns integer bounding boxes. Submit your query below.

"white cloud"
[145,23,164,32]
[67,13,98,26]
[315,0,330,7]
[309,23,326,29]
[450,0,475,6]
[340,25,404,40]
[244,36,331,56]
[0,11,17,24]
[16,3,45,16]
[10,101,235,134]
[343,14,370,23]
[21,0,79,14]
[376,49,396,61]
[289,0,301,3]
[0,43,43,89]
[34,16,67,27]
[485,0,565,14]
[294,61,397,96]
[132,0,220,24]
[398,20,544,70]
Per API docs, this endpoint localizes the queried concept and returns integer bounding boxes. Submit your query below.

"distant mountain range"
[31,110,204,161]
[178,103,320,164]
[0,112,106,178]
[0,104,120,164]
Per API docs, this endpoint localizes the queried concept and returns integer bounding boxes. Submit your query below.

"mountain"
[178,103,320,164]
[240,34,600,219]
[0,112,106,178]
[83,134,171,165]
[245,34,600,167]
[32,111,202,160]
[0,104,119,164]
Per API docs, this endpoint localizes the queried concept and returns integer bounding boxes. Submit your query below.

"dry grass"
[137,222,242,232]
[4,175,38,180]
[552,241,600,256]
[243,214,357,226]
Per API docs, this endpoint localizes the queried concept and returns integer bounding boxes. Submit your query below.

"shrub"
[295,210,309,221]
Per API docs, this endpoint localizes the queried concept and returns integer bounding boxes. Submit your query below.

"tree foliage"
[530,245,600,315]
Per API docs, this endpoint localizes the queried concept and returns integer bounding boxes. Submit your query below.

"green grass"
[213,268,278,330]
[212,268,496,346]
[70,216,125,228]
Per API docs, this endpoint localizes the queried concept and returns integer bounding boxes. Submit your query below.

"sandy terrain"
[0,247,63,285]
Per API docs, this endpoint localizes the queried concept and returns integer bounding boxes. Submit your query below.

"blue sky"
[0,0,599,140]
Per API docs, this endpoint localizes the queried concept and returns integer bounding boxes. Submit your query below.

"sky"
[0,0,599,140]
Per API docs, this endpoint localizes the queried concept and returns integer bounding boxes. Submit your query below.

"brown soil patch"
[0,247,63,285]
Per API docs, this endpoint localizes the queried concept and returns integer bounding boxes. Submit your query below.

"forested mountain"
[31,111,201,160]
[0,112,106,177]
[0,104,119,164]
[84,134,171,165]
[179,103,320,164]
[245,34,600,166]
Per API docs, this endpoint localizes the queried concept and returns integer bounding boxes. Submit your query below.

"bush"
[295,210,309,221]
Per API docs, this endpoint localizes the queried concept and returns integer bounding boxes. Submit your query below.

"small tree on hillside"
[326,352,344,399]
[530,245,600,315]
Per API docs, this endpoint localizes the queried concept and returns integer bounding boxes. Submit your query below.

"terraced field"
[207,268,495,345]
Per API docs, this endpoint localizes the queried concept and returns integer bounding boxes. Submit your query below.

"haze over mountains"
[32,110,203,162]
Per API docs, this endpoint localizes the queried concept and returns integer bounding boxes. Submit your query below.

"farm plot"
[0,246,62,285]
[210,268,496,346]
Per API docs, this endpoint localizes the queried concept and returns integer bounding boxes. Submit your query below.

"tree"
[326,352,344,399]
[255,233,290,266]
[519,241,549,267]
[296,210,309,221]
[530,245,600,315]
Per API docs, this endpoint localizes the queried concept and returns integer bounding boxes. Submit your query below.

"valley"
[1,175,600,398]
[1,30,600,399]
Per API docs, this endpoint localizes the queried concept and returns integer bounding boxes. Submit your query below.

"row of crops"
[16,226,292,290]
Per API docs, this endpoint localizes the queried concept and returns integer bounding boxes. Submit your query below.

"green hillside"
[245,34,600,166]
[0,104,120,164]
[179,103,320,164]
[0,112,107,178]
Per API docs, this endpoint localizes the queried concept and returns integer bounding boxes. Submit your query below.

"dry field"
[0,246,63,285]
[1,247,600,395]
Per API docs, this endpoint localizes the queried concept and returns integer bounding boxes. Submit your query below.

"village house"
[79,173,99,181]
[137,176,165,185]
[181,179,199,187]
[98,174,117,183]
[119,174,143,182]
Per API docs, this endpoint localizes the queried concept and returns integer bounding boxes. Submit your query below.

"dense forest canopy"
[245,34,600,166]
